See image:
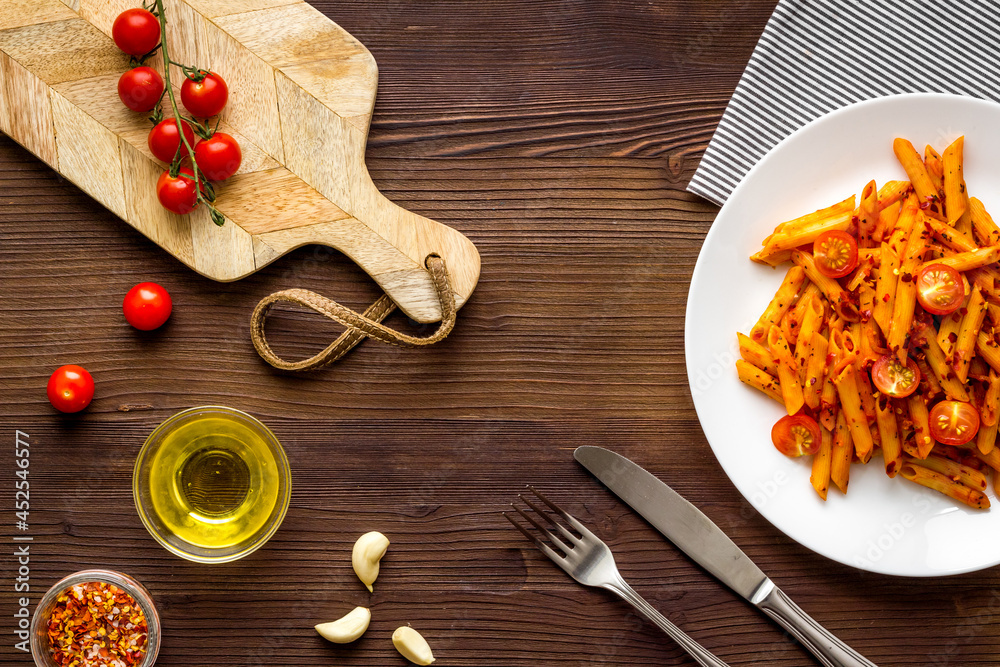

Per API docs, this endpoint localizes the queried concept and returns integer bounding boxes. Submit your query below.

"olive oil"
[147,415,281,549]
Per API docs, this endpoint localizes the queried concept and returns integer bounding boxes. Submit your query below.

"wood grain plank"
[166,0,286,163]
[217,168,350,235]
[0,0,76,32]
[0,51,58,168]
[0,17,127,85]
[213,2,369,69]
[50,91,129,220]
[183,0,302,19]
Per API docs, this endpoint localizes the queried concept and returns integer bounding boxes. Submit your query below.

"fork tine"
[511,500,571,554]
[503,510,569,567]
[529,486,600,541]
[520,492,580,547]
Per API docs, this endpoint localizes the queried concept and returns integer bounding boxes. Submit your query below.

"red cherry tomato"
[916,263,964,315]
[118,66,164,112]
[123,282,173,330]
[112,8,161,57]
[47,365,94,413]
[181,72,229,118]
[156,167,199,215]
[148,119,197,163]
[870,355,921,398]
[813,230,858,279]
[194,133,242,181]
[928,400,980,446]
[771,414,822,457]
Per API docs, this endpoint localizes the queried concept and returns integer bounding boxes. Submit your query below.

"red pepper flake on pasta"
[46,581,148,666]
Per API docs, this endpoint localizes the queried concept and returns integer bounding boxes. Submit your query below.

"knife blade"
[574,445,878,667]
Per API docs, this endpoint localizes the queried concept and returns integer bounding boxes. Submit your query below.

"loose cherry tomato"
[813,230,858,278]
[112,8,161,57]
[928,400,980,446]
[771,414,822,457]
[181,72,229,118]
[123,282,173,330]
[118,66,164,112]
[871,355,921,398]
[156,167,199,215]
[194,133,242,180]
[148,119,196,163]
[916,263,964,315]
[47,365,94,413]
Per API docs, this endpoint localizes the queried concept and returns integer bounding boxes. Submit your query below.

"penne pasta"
[982,370,1000,427]
[920,246,1000,274]
[969,197,1000,247]
[907,394,936,459]
[791,250,860,322]
[872,243,899,338]
[921,328,970,401]
[830,410,852,494]
[904,453,988,491]
[977,331,1000,374]
[738,332,777,376]
[833,357,874,462]
[858,180,878,248]
[953,285,987,383]
[794,294,824,379]
[877,180,910,211]
[752,196,856,262]
[750,266,806,342]
[768,326,804,415]
[924,144,944,193]
[737,136,1000,509]
[900,463,990,509]
[736,359,783,404]
[810,425,833,501]
[875,395,902,477]
[942,137,967,225]
[803,333,828,411]
[893,138,943,218]
[887,213,932,359]
[749,266,806,342]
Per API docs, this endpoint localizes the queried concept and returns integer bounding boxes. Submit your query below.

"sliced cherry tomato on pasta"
[870,355,921,398]
[915,263,964,315]
[813,230,858,279]
[771,414,821,457]
[928,400,980,446]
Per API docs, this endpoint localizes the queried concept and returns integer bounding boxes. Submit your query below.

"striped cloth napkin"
[687,0,1000,207]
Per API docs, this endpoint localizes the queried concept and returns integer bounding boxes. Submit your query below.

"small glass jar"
[30,569,160,667]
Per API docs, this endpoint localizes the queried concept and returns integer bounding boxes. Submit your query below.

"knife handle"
[754,580,878,667]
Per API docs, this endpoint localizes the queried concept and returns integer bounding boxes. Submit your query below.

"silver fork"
[505,486,729,667]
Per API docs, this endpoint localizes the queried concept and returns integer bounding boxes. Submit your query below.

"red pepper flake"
[46,581,147,667]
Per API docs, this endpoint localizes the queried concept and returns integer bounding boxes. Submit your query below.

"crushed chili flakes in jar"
[46,581,148,667]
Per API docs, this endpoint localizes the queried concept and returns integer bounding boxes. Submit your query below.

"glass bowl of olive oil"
[133,406,291,563]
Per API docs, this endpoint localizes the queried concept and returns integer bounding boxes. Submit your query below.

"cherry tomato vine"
[114,0,243,226]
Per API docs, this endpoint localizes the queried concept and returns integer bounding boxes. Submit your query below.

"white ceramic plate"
[686,93,1000,577]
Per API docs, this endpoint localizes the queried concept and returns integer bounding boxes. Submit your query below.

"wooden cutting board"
[0,0,480,323]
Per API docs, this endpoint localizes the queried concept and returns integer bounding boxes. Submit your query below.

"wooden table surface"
[2,1,998,665]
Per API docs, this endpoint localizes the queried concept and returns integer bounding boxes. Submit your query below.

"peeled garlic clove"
[315,606,371,644]
[352,531,390,592]
[392,626,435,665]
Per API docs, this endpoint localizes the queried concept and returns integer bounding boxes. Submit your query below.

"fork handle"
[604,579,729,667]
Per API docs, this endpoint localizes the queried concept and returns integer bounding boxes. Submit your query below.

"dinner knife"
[574,445,878,667]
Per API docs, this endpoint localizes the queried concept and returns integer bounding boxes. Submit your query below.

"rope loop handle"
[250,254,457,371]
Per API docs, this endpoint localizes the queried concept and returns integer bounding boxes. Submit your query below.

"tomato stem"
[152,0,226,226]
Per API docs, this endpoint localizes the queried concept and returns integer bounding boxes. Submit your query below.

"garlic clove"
[352,531,390,592]
[315,607,371,644]
[392,626,435,665]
